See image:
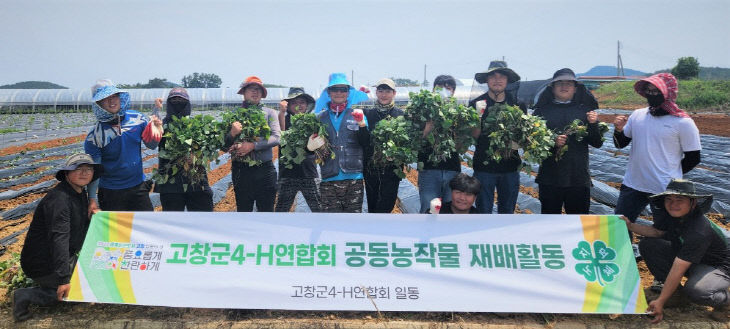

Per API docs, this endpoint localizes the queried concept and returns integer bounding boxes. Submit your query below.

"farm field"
[0,110,729,327]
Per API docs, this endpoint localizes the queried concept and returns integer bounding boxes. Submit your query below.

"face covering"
[647,93,665,108]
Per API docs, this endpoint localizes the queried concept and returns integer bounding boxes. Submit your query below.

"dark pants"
[364,168,401,213]
[640,237,730,307]
[320,179,364,213]
[98,181,153,211]
[13,256,77,321]
[275,177,321,212]
[538,184,590,214]
[232,161,277,212]
[160,190,214,212]
[614,184,653,241]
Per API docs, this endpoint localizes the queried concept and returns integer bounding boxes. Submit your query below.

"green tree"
[182,73,222,88]
[118,78,176,89]
[390,77,420,87]
[671,57,700,80]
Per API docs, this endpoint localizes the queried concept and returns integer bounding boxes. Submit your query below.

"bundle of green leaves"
[481,104,556,166]
[153,114,224,191]
[554,119,610,160]
[279,113,332,169]
[371,116,419,178]
[220,106,272,166]
[404,90,479,167]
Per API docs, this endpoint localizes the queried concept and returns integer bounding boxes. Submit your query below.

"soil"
[598,113,730,137]
[1,130,730,327]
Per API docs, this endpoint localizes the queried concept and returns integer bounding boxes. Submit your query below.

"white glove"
[430,198,442,214]
[307,134,325,151]
[475,100,487,114]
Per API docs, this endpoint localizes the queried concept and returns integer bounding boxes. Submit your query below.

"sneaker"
[632,243,642,261]
[650,280,664,293]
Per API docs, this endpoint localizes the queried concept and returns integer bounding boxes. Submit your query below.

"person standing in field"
[223,76,281,212]
[362,78,404,213]
[153,87,214,211]
[84,79,163,213]
[275,87,321,212]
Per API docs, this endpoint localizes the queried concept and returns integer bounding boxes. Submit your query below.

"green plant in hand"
[404,90,479,167]
[371,116,418,178]
[481,104,556,167]
[280,113,333,169]
[0,252,34,299]
[153,114,224,191]
[221,106,271,166]
[554,119,610,160]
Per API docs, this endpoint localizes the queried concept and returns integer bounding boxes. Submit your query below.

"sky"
[1,0,728,93]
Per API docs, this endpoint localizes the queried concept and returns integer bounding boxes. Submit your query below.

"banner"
[68,212,647,314]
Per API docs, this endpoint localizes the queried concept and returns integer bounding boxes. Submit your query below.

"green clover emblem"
[572,240,620,286]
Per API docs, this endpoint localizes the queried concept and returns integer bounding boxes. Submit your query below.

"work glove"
[475,100,487,115]
[307,134,325,151]
[430,198,442,214]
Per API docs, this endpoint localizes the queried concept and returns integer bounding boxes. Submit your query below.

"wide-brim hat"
[237,76,268,98]
[551,68,578,84]
[475,61,520,84]
[327,73,350,88]
[55,153,103,182]
[283,87,315,104]
[649,179,713,214]
[92,84,127,103]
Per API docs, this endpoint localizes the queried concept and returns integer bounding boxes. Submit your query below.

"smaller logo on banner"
[92,242,164,272]
[572,240,620,286]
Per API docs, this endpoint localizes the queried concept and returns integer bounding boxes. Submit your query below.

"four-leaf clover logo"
[572,240,620,286]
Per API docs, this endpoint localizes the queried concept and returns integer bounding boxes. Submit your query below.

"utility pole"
[351,70,355,86]
[617,41,625,77]
[423,64,427,87]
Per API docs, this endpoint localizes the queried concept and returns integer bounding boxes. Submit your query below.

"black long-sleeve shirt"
[21,180,90,285]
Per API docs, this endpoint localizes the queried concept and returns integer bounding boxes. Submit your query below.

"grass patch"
[0,127,22,134]
[592,80,730,112]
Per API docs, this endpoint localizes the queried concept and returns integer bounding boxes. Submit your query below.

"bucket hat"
[327,73,350,88]
[283,87,315,104]
[55,153,103,182]
[475,61,521,84]
[550,68,578,83]
[90,79,130,122]
[649,179,713,214]
[237,76,268,98]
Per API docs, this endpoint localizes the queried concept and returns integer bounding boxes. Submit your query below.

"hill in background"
[578,66,648,77]
[0,81,68,89]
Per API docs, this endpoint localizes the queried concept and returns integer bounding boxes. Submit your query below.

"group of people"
[12,65,729,323]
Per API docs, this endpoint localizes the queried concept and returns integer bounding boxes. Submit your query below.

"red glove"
[352,110,364,122]
[141,122,162,143]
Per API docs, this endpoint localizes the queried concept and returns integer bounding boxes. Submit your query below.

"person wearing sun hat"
[223,75,281,212]
[532,68,604,215]
[14,154,102,322]
[315,73,370,212]
[468,61,527,214]
[361,78,405,213]
[275,87,321,213]
[613,73,702,231]
[84,79,163,213]
[622,179,729,323]
[152,87,214,212]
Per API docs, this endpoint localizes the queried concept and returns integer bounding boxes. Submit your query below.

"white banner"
[68,212,647,314]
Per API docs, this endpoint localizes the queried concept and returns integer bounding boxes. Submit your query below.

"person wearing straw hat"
[316,73,370,212]
[14,154,102,322]
[152,87,214,211]
[468,60,527,214]
[532,68,603,214]
[622,179,729,323]
[223,76,281,212]
[275,87,321,212]
[362,78,404,213]
[84,79,163,213]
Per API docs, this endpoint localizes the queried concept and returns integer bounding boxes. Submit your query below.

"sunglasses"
[328,86,349,93]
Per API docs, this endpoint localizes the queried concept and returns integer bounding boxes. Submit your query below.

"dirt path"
[598,113,730,137]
